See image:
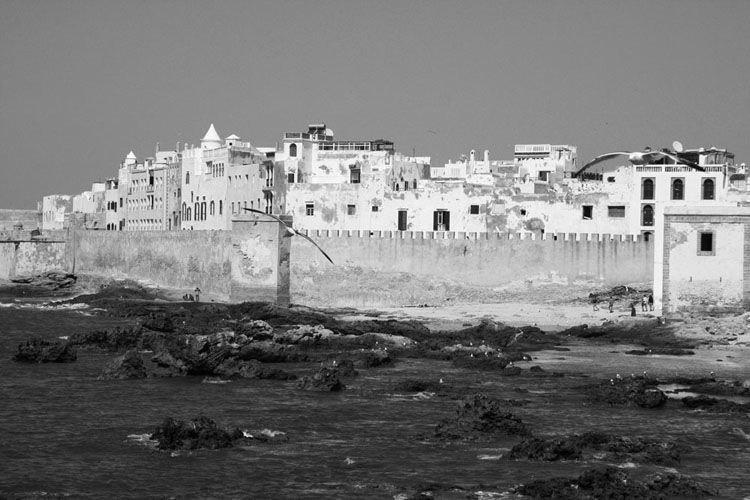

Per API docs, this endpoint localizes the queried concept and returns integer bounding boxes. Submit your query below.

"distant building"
[120,148,181,231]
[654,205,750,314]
[41,194,73,231]
[179,124,270,230]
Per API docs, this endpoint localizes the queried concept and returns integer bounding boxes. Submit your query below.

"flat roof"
[664,205,750,217]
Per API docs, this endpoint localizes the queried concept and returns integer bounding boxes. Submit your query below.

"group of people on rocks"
[592,293,653,315]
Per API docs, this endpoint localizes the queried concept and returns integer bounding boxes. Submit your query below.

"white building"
[654,205,750,314]
[180,124,270,230]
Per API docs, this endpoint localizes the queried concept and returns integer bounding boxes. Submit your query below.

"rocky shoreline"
[8,280,750,498]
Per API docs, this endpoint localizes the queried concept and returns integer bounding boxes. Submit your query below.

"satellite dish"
[672,141,684,153]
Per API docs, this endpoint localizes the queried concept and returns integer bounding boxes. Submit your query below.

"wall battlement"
[302,229,647,243]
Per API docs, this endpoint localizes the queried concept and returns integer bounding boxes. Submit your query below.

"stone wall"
[291,230,653,307]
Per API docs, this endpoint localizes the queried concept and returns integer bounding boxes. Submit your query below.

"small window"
[372,205,379,212]
[702,178,715,200]
[698,231,715,255]
[642,178,654,200]
[306,203,314,216]
[608,206,625,218]
[671,178,684,200]
[582,205,593,220]
[469,205,480,215]
[347,204,356,215]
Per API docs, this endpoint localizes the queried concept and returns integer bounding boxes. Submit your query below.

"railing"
[635,164,732,173]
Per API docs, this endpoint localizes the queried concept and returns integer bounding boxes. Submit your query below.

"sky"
[1,0,749,209]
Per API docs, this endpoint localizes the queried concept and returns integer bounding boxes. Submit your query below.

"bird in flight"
[574,147,703,178]
[242,208,334,264]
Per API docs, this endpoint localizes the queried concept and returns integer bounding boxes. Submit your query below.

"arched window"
[671,178,684,200]
[289,143,297,157]
[642,205,654,226]
[642,178,654,200]
[702,178,715,200]
[185,172,190,184]
[210,201,215,216]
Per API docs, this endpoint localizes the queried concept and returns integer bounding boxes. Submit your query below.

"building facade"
[654,206,750,314]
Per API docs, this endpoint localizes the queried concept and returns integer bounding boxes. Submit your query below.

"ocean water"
[1,303,750,499]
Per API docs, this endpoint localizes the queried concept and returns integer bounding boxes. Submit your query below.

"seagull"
[574,147,703,178]
[242,208,334,264]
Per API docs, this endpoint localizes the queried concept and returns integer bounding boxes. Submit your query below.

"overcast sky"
[1,0,749,208]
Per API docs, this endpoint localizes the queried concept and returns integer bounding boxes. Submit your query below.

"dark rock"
[682,395,750,413]
[297,366,345,391]
[150,416,240,450]
[433,393,531,440]
[238,340,292,363]
[589,377,667,408]
[509,431,681,466]
[150,351,188,376]
[515,466,715,499]
[14,338,77,363]
[625,347,695,356]
[452,354,509,370]
[363,349,392,368]
[141,313,175,333]
[213,358,296,380]
[99,350,147,380]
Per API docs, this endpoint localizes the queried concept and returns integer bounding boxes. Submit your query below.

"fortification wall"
[291,230,654,307]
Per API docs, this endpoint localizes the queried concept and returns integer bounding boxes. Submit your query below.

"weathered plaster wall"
[661,218,746,313]
[0,240,67,279]
[71,220,289,304]
[291,230,653,307]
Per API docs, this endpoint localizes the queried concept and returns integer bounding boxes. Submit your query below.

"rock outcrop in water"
[297,366,345,391]
[13,338,77,363]
[99,349,148,380]
[514,466,715,499]
[433,393,531,440]
[509,431,682,465]
[588,377,667,408]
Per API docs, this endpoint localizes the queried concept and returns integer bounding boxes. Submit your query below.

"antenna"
[672,140,684,153]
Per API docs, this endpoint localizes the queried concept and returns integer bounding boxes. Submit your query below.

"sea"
[1,298,750,499]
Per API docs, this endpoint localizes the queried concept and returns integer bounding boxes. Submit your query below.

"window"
[608,206,625,218]
[469,205,480,215]
[702,178,715,200]
[671,178,684,200]
[350,168,361,184]
[372,205,379,212]
[642,204,654,226]
[185,172,190,184]
[642,178,654,200]
[306,203,314,216]
[347,204,356,215]
[288,173,295,184]
[398,210,408,231]
[698,231,715,255]
[433,210,450,231]
[289,143,297,157]
[582,205,593,220]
